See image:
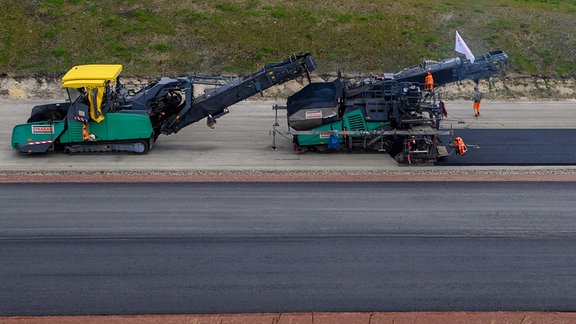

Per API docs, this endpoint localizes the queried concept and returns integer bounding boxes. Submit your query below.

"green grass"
[0,0,575,77]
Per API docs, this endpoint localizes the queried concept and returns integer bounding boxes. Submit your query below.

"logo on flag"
[455,31,475,63]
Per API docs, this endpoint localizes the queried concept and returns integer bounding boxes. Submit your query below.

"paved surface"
[438,128,576,165]
[2,99,576,323]
[2,182,576,316]
[2,99,576,173]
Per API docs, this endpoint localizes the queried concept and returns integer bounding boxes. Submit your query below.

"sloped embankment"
[1,74,575,101]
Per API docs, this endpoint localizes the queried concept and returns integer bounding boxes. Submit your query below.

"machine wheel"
[312,145,330,153]
[64,140,149,154]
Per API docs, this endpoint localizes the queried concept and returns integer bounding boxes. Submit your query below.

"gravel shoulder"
[2,170,576,183]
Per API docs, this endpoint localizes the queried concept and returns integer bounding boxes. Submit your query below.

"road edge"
[2,312,576,323]
[2,170,576,183]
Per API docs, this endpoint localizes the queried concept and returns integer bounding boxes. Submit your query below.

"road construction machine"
[279,50,508,164]
[11,54,315,154]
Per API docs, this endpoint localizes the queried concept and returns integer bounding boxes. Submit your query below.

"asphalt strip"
[3,171,576,323]
[2,312,576,323]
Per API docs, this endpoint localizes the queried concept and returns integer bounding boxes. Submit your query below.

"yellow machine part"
[87,86,105,122]
[61,64,122,88]
[61,64,122,123]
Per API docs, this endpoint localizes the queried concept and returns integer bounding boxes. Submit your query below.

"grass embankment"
[1,0,575,77]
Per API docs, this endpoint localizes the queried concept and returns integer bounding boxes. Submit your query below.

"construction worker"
[81,123,90,141]
[473,86,483,117]
[424,72,434,92]
[454,137,467,155]
[409,136,417,150]
[439,100,448,118]
[407,136,418,165]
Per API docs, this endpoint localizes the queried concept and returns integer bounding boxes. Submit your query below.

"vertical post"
[272,104,279,150]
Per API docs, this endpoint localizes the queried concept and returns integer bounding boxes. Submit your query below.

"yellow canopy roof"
[61,64,122,88]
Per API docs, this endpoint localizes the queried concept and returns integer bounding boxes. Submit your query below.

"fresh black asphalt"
[439,129,576,165]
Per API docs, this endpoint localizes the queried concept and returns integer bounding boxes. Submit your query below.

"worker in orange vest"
[424,72,434,91]
[473,86,483,117]
[454,137,467,155]
[409,136,417,150]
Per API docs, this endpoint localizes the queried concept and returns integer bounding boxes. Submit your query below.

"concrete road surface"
[2,99,576,173]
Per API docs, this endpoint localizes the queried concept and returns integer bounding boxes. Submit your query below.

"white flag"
[455,31,475,63]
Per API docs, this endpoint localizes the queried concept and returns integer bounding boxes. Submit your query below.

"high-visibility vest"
[454,137,467,155]
[424,72,434,91]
